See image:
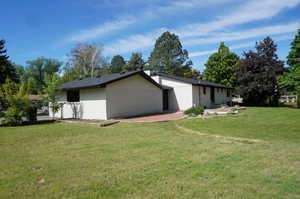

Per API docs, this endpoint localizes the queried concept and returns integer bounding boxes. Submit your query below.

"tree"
[279,29,300,107]
[44,74,61,120]
[203,42,240,87]
[124,53,145,71]
[148,31,193,76]
[0,79,30,125]
[26,57,62,93]
[66,43,106,78]
[0,40,19,84]
[110,55,126,73]
[238,37,284,106]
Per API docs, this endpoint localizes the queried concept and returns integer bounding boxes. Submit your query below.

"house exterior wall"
[214,87,232,105]
[151,75,193,111]
[51,87,107,120]
[192,85,212,109]
[106,74,163,119]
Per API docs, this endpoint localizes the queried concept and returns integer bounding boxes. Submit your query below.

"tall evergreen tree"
[148,31,193,76]
[0,40,19,84]
[110,55,126,73]
[124,53,145,71]
[239,37,284,106]
[203,42,240,87]
[279,29,300,107]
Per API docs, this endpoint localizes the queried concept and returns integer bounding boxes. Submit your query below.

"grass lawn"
[1,107,300,198]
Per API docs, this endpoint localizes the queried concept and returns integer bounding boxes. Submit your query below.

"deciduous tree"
[203,42,240,87]
[111,55,126,73]
[238,37,284,106]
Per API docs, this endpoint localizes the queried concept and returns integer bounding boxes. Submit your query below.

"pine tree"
[148,31,193,76]
[203,42,240,87]
[124,53,145,71]
[279,29,300,107]
[0,40,19,84]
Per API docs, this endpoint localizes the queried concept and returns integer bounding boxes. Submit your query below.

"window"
[203,86,206,94]
[67,90,80,102]
[227,89,230,97]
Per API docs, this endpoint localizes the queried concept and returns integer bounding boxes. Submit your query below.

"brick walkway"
[119,112,186,123]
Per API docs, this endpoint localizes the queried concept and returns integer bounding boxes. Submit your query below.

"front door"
[210,87,215,103]
[163,89,169,110]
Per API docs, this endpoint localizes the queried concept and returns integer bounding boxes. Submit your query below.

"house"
[148,71,232,111]
[52,70,232,120]
[280,95,297,104]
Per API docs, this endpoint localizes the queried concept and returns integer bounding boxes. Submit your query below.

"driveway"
[119,112,186,123]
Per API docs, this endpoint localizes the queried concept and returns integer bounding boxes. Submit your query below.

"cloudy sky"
[2,0,300,71]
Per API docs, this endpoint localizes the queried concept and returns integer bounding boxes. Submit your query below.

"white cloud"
[184,22,299,46]
[189,34,294,58]
[104,0,299,55]
[177,0,300,37]
[66,16,137,43]
[104,28,167,55]
[65,0,233,43]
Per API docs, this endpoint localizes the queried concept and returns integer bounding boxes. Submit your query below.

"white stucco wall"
[106,74,163,119]
[214,87,232,105]
[152,75,193,111]
[51,88,107,120]
[192,85,212,109]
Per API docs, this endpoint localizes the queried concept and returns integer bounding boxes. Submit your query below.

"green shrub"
[184,106,204,116]
[4,106,24,126]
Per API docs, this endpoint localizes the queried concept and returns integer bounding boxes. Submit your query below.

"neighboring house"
[52,70,232,120]
[280,95,297,103]
[149,71,232,110]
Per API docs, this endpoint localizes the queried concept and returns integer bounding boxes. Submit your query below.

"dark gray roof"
[152,72,231,89]
[59,71,162,90]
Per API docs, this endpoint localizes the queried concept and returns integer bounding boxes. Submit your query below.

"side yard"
[0,107,300,198]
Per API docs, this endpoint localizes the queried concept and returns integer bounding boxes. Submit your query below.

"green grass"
[0,107,300,198]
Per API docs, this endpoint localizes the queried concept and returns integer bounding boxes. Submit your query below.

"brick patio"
[119,111,186,123]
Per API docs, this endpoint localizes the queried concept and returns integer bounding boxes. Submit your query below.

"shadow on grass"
[0,120,58,127]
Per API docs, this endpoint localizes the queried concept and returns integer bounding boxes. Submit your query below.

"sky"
[2,0,300,72]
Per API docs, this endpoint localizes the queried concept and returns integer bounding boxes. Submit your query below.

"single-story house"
[52,70,232,120]
[149,71,232,111]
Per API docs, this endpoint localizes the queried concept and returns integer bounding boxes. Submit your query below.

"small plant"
[184,106,204,116]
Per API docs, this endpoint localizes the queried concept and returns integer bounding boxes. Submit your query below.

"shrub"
[0,79,30,126]
[184,106,204,116]
[4,106,24,126]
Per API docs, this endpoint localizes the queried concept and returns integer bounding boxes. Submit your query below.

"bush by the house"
[0,79,30,126]
[184,106,204,116]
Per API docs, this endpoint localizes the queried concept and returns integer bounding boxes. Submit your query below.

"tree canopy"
[65,43,108,79]
[124,53,145,72]
[279,29,300,94]
[25,57,63,93]
[148,31,193,76]
[238,37,284,106]
[203,42,240,88]
[110,55,126,73]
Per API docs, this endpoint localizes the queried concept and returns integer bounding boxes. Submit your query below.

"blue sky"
[2,0,300,71]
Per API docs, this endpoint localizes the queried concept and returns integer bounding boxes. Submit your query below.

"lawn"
[0,107,300,198]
